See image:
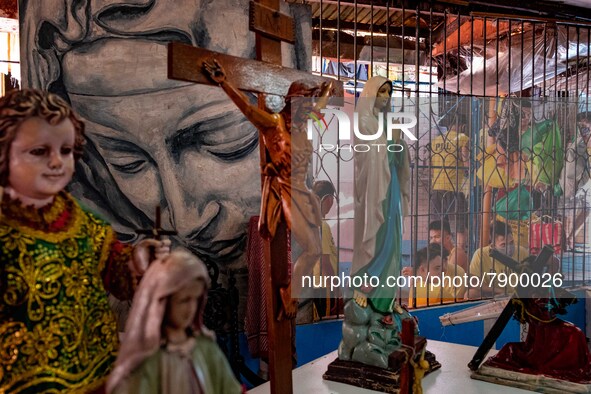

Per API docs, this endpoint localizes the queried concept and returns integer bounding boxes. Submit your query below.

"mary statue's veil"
[351,77,410,275]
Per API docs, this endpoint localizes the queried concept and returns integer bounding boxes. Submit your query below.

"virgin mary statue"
[336,77,412,370]
[352,76,411,314]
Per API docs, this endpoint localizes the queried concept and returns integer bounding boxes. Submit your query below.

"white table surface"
[248,340,533,393]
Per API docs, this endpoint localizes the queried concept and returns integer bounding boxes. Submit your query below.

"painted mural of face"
[63,40,261,266]
[74,87,260,264]
[20,0,270,268]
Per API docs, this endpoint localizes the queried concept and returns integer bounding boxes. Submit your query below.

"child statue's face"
[8,117,75,205]
[166,279,205,331]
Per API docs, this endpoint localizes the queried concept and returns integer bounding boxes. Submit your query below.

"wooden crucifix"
[135,206,177,261]
[167,5,343,394]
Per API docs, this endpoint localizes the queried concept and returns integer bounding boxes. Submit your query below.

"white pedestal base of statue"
[249,340,533,393]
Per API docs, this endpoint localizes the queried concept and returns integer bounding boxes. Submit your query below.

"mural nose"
[159,167,220,242]
[162,199,221,243]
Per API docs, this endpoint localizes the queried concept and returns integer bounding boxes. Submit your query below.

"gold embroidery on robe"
[0,192,133,393]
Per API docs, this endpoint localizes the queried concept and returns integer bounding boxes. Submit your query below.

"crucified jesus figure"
[204,60,334,319]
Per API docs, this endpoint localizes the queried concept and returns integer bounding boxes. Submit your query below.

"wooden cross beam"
[400,319,415,394]
[250,3,293,392]
[168,42,344,98]
[251,3,296,393]
[167,5,342,394]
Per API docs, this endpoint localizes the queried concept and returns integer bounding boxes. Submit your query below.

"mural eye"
[110,160,147,174]
[206,134,259,162]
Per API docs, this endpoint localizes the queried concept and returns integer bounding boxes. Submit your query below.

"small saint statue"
[106,250,243,394]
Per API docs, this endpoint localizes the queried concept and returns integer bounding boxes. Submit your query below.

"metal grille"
[298,0,591,313]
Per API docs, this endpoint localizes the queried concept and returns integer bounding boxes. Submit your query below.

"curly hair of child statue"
[107,250,242,394]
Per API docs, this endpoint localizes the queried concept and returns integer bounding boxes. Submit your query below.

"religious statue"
[323,77,439,393]
[337,76,413,368]
[471,293,591,392]
[203,59,334,317]
[106,250,242,394]
[351,76,411,313]
[469,245,591,392]
[0,89,170,393]
[484,296,591,382]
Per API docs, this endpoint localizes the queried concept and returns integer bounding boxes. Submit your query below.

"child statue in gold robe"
[0,89,169,393]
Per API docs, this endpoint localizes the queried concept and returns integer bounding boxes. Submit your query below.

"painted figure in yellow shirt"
[429,219,468,271]
[409,243,461,307]
[430,118,470,249]
[467,220,529,299]
[312,180,340,318]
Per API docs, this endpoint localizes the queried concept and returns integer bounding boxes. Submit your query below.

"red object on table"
[484,298,591,383]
